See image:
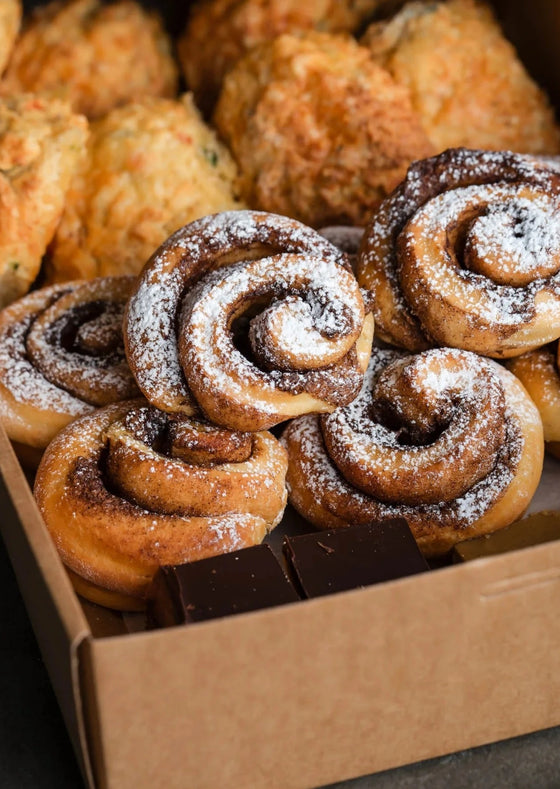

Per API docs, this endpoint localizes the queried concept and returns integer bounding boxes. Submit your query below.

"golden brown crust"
[282,348,544,557]
[357,148,560,357]
[506,344,560,457]
[0,94,87,308]
[2,0,178,119]
[0,277,138,458]
[47,95,245,282]
[34,401,288,609]
[0,0,21,75]
[179,0,383,115]
[66,569,146,612]
[124,211,374,431]
[362,0,560,155]
[214,32,434,228]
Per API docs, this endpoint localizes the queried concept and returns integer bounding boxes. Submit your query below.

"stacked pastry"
[0,0,557,612]
[0,0,246,303]
[28,211,374,609]
[0,0,559,311]
[6,146,553,609]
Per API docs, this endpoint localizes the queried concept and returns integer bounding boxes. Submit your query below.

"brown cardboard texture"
[3,1,560,787]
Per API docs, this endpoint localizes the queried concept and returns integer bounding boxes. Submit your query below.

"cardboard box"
[3,2,560,788]
[3,422,560,789]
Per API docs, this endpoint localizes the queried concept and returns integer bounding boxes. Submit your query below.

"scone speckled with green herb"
[47,95,245,282]
[0,94,88,309]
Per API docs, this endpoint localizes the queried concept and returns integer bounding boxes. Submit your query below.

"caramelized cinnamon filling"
[116,406,253,467]
[322,348,507,506]
[42,301,124,359]
[168,417,253,465]
[21,278,138,406]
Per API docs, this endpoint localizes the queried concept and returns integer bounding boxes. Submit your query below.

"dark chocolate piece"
[148,543,300,627]
[452,510,560,562]
[283,518,429,599]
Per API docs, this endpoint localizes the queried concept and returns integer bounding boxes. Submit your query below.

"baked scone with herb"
[362,0,560,155]
[1,0,178,119]
[214,32,434,227]
[47,95,245,281]
[0,94,87,308]
[178,0,386,115]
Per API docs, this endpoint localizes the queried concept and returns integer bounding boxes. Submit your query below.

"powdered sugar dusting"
[26,295,137,406]
[125,210,366,421]
[401,183,560,332]
[180,253,364,414]
[0,288,92,415]
[468,197,560,274]
[358,148,560,349]
[283,345,533,539]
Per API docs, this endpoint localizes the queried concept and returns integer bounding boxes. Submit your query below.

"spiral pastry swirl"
[507,343,560,458]
[357,148,560,358]
[34,400,288,610]
[283,347,543,556]
[0,277,138,462]
[125,210,374,431]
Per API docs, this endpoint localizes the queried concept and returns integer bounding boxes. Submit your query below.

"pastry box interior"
[3,0,560,787]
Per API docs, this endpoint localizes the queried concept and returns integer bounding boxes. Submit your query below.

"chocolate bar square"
[283,519,429,599]
[148,543,300,627]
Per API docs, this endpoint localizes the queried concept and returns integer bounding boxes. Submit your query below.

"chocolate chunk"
[148,543,300,627]
[283,519,429,599]
[452,510,560,562]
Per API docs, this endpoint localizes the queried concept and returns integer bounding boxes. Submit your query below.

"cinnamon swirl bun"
[0,277,138,464]
[357,148,560,358]
[507,344,560,459]
[34,401,288,610]
[124,211,374,432]
[283,347,543,556]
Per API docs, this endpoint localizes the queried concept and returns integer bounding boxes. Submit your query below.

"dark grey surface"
[0,532,83,787]
[325,730,560,789]
[2,529,560,789]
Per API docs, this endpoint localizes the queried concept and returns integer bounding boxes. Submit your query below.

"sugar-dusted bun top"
[283,346,544,555]
[125,210,373,432]
[358,148,560,357]
[0,276,138,450]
